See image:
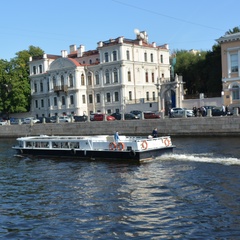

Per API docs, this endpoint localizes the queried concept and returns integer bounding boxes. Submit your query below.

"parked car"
[143,111,160,119]
[211,107,232,116]
[10,118,23,125]
[170,108,194,118]
[59,116,72,122]
[23,117,40,124]
[111,113,140,120]
[37,117,52,123]
[0,118,7,125]
[90,113,115,121]
[130,110,142,118]
[74,115,88,122]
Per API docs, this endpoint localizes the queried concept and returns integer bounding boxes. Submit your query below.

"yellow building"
[217,32,240,109]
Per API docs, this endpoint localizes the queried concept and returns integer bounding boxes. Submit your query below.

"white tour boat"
[12,135,175,161]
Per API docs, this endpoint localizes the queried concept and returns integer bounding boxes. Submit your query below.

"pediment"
[49,58,77,71]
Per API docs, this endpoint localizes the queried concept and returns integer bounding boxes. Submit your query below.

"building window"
[39,65,43,73]
[33,66,36,74]
[160,54,163,63]
[48,98,50,107]
[82,95,86,104]
[232,85,240,100]
[47,80,50,91]
[53,76,56,87]
[35,100,38,108]
[145,72,149,82]
[62,96,65,105]
[95,72,99,85]
[113,51,117,61]
[34,83,37,92]
[40,82,43,92]
[106,93,111,102]
[129,91,132,101]
[150,53,153,62]
[96,94,100,103]
[146,92,149,101]
[231,54,238,72]
[81,74,85,85]
[69,74,73,87]
[105,52,109,62]
[152,72,155,83]
[89,94,93,104]
[54,97,57,106]
[114,92,119,101]
[61,75,64,86]
[41,99,44,108]
[113,68,118,83]
[88,72,92,85]
[89,59,92,64]
[153,92,156,101]
[105,70,110,84]
[144,52,147,62]
[126,50,130,60]
[70,95,74,105]
[128,71,131,82]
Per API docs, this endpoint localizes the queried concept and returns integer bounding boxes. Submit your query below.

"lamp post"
[155,78,161,112]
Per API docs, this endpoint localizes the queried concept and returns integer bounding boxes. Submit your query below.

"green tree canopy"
[0,46,44,117]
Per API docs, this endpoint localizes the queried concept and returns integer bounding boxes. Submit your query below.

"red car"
[144,112,160,119]
[90,113,115,121]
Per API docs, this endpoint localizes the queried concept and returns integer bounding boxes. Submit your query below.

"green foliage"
[174,46,221,97]
[0,46,44,115]
[225,26,240,34]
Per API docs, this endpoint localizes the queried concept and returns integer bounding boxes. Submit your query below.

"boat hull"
[14,147,174,161]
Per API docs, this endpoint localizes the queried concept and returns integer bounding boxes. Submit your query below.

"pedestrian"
[114,131,119,143]
[152,128,158,138]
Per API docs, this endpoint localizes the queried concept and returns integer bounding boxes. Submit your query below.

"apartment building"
[217,32,240,108]
[29,30,180,118]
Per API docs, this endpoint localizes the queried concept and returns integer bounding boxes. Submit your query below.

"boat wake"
[158,153,240,166]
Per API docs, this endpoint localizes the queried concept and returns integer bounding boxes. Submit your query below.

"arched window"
[53,76,56,86]
[145,71,149,82]
[39,65,43,73]
[61,75,64,86]
[232,85,240,100]
[126,50,130,60]
[105,70,110,84]
[95,72,99,85]
[113,68,118,83]
[81,74,85,85]
[128,71,131,82]
[88,72,92,85]
[62,96,65,105]
[69,74,73,87]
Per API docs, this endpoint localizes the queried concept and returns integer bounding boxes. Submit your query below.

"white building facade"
[29,31,182,118]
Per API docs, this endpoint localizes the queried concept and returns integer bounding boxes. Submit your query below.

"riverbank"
[2,116,240,138]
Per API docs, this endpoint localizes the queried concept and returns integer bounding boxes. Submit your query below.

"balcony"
[54,85,68,95]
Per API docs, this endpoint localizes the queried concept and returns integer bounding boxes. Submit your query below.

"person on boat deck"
[114,131,120,143]
[152,128,158,138]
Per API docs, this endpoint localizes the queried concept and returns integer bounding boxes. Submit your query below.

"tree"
[0,46,44,117]
[225,26,240,34]
[174,46,221,98]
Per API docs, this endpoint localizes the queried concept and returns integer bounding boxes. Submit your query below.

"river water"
[1,137,240,239]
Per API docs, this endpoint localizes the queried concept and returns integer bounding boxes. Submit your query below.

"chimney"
[70,44,77,53]
[61,50,68,58]
[77,45,85,57]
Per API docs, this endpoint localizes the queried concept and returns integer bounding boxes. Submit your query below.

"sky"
[0,0,239,60]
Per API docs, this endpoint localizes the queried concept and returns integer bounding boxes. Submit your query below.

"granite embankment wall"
[2,116,240,138]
